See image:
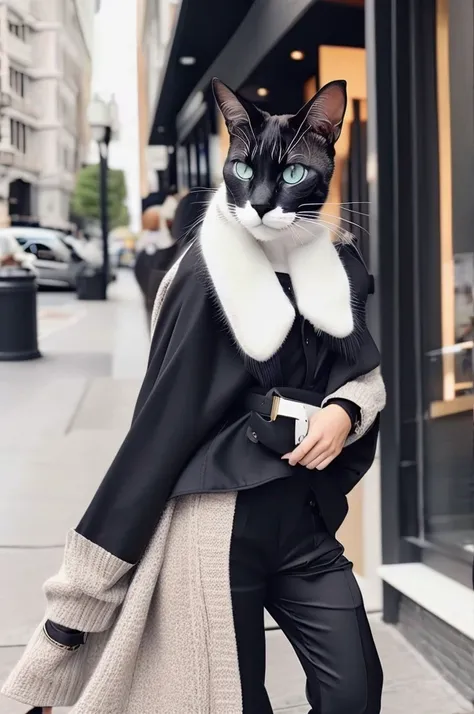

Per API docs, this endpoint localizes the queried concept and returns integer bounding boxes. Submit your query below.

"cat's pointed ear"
[291,80,347,143]
[212,78,265,132]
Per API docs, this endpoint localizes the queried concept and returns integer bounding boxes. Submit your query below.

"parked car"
[0,233,37,273]
[0,227,116,289]
[0,227,86,289]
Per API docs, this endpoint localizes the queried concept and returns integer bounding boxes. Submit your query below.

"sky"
[91,0,140,231]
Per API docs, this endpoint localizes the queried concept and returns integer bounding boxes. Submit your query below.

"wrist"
[324,398,360,434]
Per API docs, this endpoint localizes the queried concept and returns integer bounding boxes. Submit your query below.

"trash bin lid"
[0,267,36,285]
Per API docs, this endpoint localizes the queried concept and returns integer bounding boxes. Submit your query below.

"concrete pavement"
[0,271,472,714]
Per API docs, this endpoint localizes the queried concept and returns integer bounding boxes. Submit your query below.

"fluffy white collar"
[199,187,353,362]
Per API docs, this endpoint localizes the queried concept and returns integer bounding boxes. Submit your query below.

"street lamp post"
[87,95,118,299]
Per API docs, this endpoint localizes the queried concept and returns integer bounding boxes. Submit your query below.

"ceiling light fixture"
[257,87,269,97]
[290,50,305,61]
[179,56,196,66]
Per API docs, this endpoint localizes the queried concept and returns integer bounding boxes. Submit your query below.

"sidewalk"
[0,272,471,714]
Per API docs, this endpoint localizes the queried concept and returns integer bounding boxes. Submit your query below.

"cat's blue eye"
[233,161,253,181]
[282,164,307,185]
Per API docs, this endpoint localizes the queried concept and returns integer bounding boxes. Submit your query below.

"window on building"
[10,119,28,153]
[419,0,474,563]
[8,15,26,41]
[9,68,27,97]
[20,124,26,153]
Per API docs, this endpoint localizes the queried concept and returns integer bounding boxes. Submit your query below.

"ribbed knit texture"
[125,493,241,714]
[1,258,385,713]
[322,366,386,446]
[45,530,134,632]
[150,254,182,332]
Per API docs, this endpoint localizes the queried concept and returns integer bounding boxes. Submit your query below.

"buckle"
[270,394,320,445]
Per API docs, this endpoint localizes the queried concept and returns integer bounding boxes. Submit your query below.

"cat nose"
[251,203,271,218]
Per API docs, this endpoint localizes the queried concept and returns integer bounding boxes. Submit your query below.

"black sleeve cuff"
[44,620,87,650]
[324,398,361,434]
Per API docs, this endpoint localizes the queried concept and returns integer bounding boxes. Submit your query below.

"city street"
[0,272,471,714]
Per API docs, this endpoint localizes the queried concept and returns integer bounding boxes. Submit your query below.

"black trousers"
[230,474,383,714]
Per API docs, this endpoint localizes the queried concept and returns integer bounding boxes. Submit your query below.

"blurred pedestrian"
[160,184,179,235]
[3,79,386,714]
[134,210,177,326]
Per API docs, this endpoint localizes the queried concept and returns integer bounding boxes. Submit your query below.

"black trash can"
[76,268,106,300]
[0,267,41,361]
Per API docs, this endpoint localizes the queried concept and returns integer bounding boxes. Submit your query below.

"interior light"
[290,50,305,61]
[257,87,269,97]
[179,56,196,66]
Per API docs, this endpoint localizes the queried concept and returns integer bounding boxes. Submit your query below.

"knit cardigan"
[1,259,386,713]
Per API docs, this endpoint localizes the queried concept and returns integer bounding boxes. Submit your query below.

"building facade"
[144,0,474,698]
[138,0,180,216]
[0,0,94,229]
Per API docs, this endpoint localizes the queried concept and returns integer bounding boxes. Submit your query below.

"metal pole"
[99,126,111,299]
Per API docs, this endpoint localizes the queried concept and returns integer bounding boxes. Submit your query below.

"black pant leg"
[230,488,274,714]
[267,504,383,714]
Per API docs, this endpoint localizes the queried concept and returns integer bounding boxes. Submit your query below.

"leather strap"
[244,392,274,418]
[43,620,86,651]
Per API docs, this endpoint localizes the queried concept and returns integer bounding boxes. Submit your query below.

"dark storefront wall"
[367,0,474,594]
[423,0,474,560]
[173,1,366,192]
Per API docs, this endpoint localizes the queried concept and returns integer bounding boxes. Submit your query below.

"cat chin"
[246,224,293,244]
[233,204,297,242]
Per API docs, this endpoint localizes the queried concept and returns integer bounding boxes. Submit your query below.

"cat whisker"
[188,187,218,193]
[299,201,372,207]
[298,203,371,219]
[297,210,370,238]
[296,216,352,243]
[318,212,371,237]
[287,152,306,163]
[292,219,348,245]
[232,127,251,154]
[181,214,206,242]
[281,123,312,161]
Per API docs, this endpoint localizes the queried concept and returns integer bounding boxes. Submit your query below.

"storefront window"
[177,145,187,191]
[422,0,474,556]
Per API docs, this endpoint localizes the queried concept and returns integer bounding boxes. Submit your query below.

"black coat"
[77,241,380,564]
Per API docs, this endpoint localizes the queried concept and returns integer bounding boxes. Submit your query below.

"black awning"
[149,0,255,145]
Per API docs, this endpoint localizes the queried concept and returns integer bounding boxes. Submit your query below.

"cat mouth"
[234,204,296,232]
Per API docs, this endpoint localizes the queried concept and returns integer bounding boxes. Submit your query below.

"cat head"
[213,78,347,243]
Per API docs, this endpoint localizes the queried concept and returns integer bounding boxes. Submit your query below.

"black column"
[365,0,401,592]
[366,0,441,622]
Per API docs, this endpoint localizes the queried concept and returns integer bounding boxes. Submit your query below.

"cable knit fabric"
[1,259,385,713]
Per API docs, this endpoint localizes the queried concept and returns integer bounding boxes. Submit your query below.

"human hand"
[282,404,352,470]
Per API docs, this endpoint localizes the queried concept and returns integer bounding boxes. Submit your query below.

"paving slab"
[0,430,126,547]
[0,549,63,647]
[69,377,141,432]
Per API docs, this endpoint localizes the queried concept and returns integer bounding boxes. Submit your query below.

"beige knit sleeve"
[322,366,386,446]
[1,530,134,707]
[150,252,185,335]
